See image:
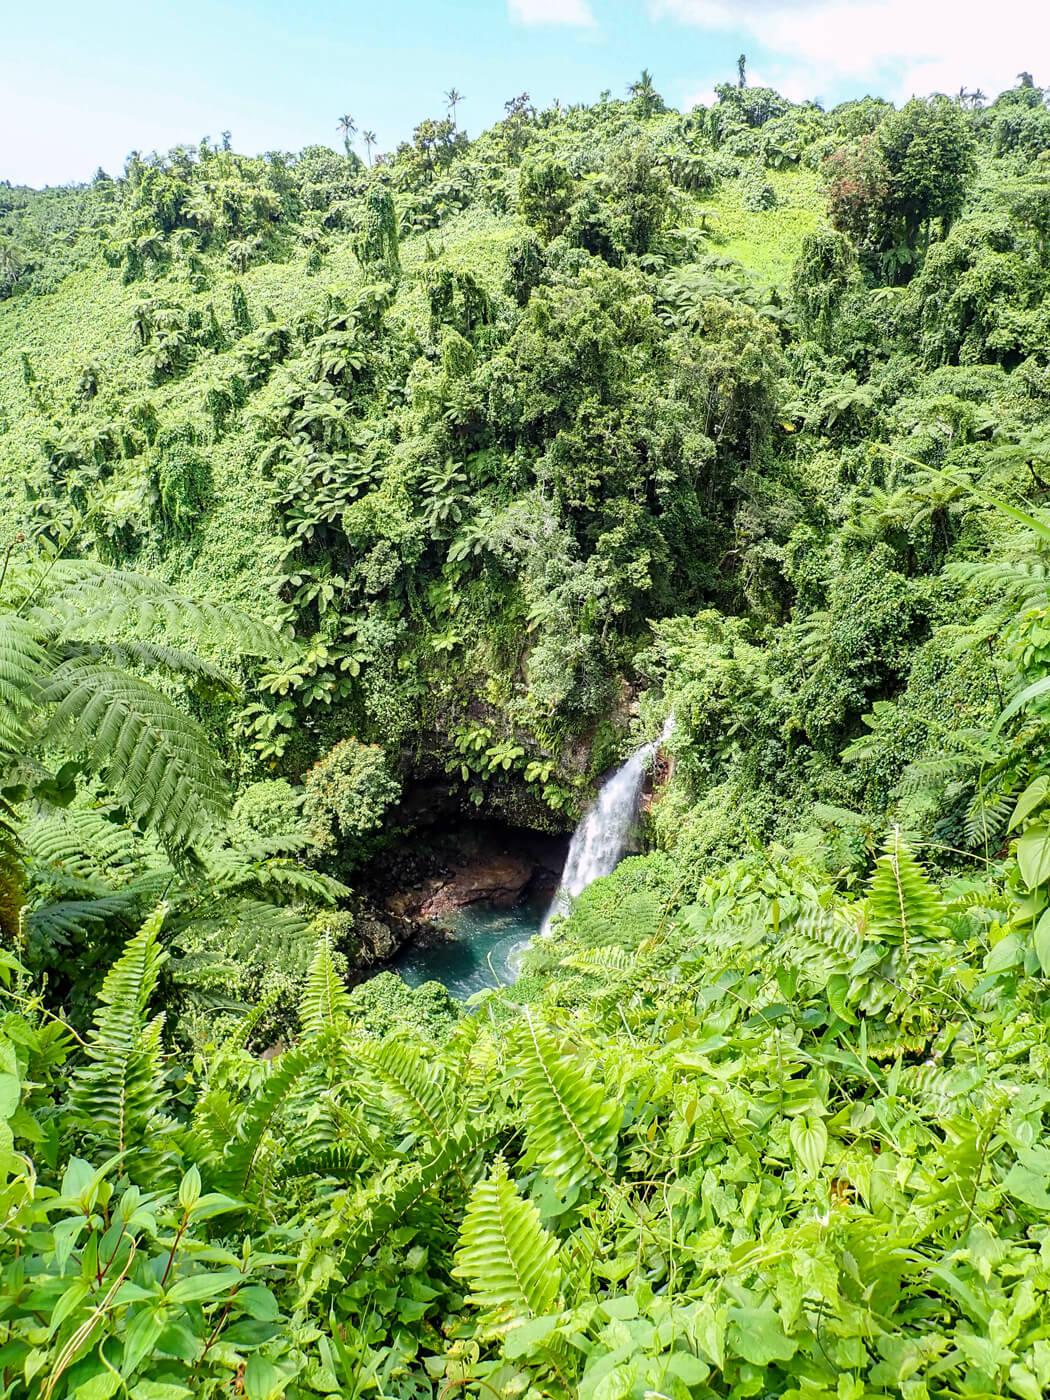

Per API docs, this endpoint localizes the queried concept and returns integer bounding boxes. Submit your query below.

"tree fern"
[41,660,227,850]
[300,933,351,1034]
[453,1156,561,1330]
[69,906,170,1154]
[866,830,946,955]
[32,560,286,657]
[514,1010,621,1197]
[0,614,45,755]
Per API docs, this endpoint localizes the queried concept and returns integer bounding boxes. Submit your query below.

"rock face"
[381,823,565,926]
[400,849,536,919]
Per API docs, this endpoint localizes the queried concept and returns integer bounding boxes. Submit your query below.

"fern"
[866,831,947,955]
[281,1142,359,1182]
[34,560,287,657]
[559,945,635,977]
[453,1156,561,1330]
[339,1121,491,1280]
[514,1010,621,1197]
[214,1034,332,1193]
[41,660,228,850]
[69,907,170,1154]
[300,934,351,1034]
[0,614,45,756]
[355,1037,451,1143]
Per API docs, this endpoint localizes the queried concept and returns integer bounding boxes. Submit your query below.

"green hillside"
[4,74,1050,1399]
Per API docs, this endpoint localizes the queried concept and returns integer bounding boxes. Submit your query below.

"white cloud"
[509,0,596,26]
[655,0,1050,103]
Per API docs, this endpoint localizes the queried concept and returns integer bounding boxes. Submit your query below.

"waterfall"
[539,714,674,937]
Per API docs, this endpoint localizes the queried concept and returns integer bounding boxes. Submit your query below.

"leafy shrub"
[302,737,401,855]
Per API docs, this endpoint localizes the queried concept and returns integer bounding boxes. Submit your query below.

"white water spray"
[538,714,675,938]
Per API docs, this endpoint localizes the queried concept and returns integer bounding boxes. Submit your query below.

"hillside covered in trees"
[3,68,1050,1398]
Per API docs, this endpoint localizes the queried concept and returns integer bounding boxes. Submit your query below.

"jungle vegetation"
[3,67,1050,1398]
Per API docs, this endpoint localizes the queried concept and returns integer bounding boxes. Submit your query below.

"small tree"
[518,157,575,241]
[878,96,976,246]
[303,738,400,859]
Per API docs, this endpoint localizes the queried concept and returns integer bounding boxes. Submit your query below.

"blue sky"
[3,0,1047,187]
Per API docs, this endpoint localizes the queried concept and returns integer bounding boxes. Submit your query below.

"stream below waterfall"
[391,717,673,999]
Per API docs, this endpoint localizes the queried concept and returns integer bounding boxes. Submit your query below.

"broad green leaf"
[985,933,1023,975]
[1009,776,1050,832]
[503,1314,559,1360]
[789,1115,828,1178]
[1035,909,1050,976]
[666,1351,710,1385]
[0,1039,20,1119]
[166,1268,243,1304]
[48,1279,89,1337]
[244,1355,286,1400]
[1017,824,1050,890]
[76,1373,121,1400]
[728,1304,797,1365]
[690,1300,727,1369]
[996,677,1050,732]
[121,1305,166,1376]
[236,1285,281,1322]
[1004,1149,1050,1209]
[178,1165,201,1212]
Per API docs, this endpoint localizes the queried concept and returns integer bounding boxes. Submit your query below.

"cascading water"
[538,714,675,938]
[393,718,674,996]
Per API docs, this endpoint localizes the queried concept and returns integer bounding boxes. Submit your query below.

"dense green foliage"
[4,68,1050,1398]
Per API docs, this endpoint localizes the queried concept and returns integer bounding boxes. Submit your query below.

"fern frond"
[559,945,635,976]
[215,1035,332,1193]
[27,891,144,943]
[355,1037,451,1143]
[453,1156,561,1330]
[33,561,288,657]
[60,638,235,688]
[515,1010,621,1197]
[41,660,227,849]
[300,934,351,1034]
[281,1142,360,1182]
[0,613,46,757]
[866,831,946,955]
[339,1122,492,1280]
[69,907,170,1154]
[205,847,346,903]
[22,807,144,886]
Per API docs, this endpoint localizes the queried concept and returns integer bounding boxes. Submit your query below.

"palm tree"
[362,129,377,165]
[336,113,357,158]
[627,69,662,119]
[445,88,464,126]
